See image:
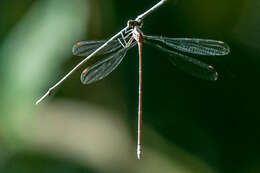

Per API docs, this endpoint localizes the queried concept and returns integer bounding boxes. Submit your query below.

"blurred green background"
[0,0,260,172]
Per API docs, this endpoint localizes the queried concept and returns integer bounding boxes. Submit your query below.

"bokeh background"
[0,0,260,172]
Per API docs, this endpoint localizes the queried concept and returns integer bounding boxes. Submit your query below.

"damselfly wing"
[143,35,230,81]
[73,32,137,85]
[143,36,230,56]
[72,35,230,83]
[80,44,136,85]
[72,40,122,57]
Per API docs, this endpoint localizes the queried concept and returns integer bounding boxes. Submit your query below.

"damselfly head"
[127,19,143,29]
[208,65,215,70]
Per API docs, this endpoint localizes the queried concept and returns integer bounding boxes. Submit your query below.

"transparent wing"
[80,43,136,85]
[144,35,230,56]
[145,41,218,81]
[72,40,122,57]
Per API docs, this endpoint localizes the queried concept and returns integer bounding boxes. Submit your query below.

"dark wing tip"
[208,66,218,81]
[72,42,81,56]
[80,68,89,85]
[218,41,231,55]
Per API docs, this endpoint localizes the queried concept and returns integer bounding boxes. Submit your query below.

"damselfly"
[72,20,230,159]
[36,0,230,160]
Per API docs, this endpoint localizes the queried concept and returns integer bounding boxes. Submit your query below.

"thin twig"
[135,0,168,22]
[36,27,127,104]
[35,0,168,104]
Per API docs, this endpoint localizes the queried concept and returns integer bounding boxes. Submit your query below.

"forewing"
[72,40,122,57]
[80,46,130,85]
[145,41,218,81]
[144,35,230,56]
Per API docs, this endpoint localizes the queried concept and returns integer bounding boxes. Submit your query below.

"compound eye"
[127,20,135,28]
